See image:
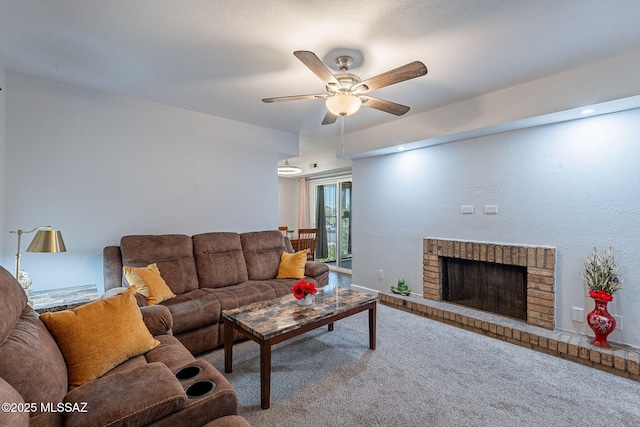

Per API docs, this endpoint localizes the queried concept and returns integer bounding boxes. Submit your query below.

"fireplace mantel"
[423,238,556,329]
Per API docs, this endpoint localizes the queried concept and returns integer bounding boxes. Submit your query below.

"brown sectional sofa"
[0,265,247,427]
[103,230,329,354]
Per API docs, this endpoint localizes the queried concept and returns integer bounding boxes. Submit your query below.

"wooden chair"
[296,228,318,261]
[278,226,288,237]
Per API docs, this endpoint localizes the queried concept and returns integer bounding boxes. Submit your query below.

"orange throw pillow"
[276,250,307,279]
[40,286,159,389]
[123,263,176,305]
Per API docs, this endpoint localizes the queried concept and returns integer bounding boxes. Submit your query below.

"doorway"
[310,175,352,272]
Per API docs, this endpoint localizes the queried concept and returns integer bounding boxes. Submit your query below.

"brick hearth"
[379,292,640,381]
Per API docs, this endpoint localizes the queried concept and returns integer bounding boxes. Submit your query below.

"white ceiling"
[1,0,640,142]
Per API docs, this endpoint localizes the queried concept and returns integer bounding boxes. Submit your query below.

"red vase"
[586,298,616,348]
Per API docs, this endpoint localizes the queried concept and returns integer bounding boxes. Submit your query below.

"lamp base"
[18,270,34,306]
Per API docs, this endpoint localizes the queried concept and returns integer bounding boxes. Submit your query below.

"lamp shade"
[26,229,67,253]
[325,93,362,116]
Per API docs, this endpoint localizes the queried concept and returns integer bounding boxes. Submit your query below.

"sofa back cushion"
[193,232,249,288]
[120,235,199,295]
[0,267,68,414]
[240,230,288,280]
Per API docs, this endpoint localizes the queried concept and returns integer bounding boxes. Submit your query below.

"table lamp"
[9,226,67,300]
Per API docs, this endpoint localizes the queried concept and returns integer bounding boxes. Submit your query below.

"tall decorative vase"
[297,294,313,306]
[586,298,616,348]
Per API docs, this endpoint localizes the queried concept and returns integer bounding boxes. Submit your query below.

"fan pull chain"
[340,115,345,157]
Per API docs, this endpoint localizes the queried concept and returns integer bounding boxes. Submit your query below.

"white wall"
[278,177,299,231]
[0,60,6,264]
[353,109,640,347]
[2,71,298,293]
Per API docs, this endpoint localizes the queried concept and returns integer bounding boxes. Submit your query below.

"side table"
[32,284,99,314]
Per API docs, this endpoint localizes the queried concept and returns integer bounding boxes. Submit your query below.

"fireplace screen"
[442,257,527,320]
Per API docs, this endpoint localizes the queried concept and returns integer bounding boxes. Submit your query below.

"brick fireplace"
[423,238,556,329]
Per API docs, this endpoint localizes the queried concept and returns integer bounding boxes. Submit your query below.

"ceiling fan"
[262,50,427,125]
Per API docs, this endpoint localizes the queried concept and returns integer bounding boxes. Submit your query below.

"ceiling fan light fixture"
[278,159,302,176]
[325,93,362,116]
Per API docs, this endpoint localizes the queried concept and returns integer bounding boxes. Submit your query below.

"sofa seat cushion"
[193,232,249,288]
[39,287,159,389]
[63,362,187,427]
[210,282,278,311]
[104,335,195,378]
[144,335,196,371]
[161,290,221,335]
[120,234,199,294]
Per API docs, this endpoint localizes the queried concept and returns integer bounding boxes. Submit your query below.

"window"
[309,175,352,271]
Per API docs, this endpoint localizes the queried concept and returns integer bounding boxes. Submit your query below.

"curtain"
[297,178,309,229]
[316,185,328,259]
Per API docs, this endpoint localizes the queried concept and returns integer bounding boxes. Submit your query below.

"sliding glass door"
[311,175,352,271]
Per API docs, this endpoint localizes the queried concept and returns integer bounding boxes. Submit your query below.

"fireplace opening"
[442,257,527,320]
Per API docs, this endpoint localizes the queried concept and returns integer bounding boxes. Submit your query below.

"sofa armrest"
[140,304,174,336]
[103,245,124,291]
[102,288,171,335]
[0,378,29,427]
[305,261,329,277]
[63,362,187,427]
[102,286,147,307]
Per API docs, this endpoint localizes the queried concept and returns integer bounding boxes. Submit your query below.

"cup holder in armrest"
[175,366,203,381]
[185,380,216,399]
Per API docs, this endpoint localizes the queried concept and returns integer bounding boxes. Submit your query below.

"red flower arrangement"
[292,279,317,300]
[589,289,613,302]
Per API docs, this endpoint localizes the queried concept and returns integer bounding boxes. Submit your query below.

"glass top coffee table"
[222,285,377,409]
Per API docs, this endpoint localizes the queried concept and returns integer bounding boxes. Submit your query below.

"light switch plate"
[461,205,474,214]
[483,205,499,215]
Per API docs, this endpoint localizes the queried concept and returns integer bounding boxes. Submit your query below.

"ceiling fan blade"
[293,51,340,86]
[322,111,338,125]
[360,96,411,116]
[262,94,327,103]
[356,61,427,93]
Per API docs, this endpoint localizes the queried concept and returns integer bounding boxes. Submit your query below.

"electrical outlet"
[613,314,623,331]
[378,270,384,279]
[571,306,584,322]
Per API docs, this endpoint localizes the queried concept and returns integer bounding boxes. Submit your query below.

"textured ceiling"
[1,0,640,141]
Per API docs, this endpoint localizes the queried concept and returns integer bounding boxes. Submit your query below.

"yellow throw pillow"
[40,286,159,389]
[123,263,176,306]
[276,250,307,279]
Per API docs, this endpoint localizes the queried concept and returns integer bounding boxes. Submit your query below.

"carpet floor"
[201,304,640,426]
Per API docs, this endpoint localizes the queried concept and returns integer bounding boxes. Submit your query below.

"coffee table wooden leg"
[224,319,233,373]
[369,303,377,350]
[260,340,272,409]
[328,322,334,331]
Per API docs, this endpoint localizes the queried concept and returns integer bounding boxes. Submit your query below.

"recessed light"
[581,108,595,115]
